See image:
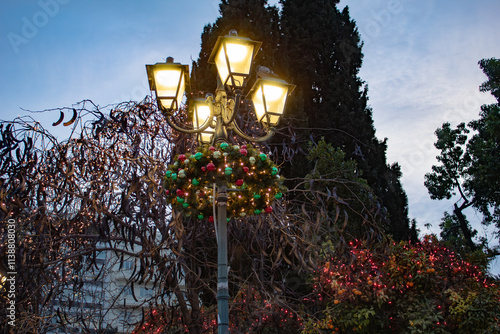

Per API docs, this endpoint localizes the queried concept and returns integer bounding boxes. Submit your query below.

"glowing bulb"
[155,69,181,87]
[263,85,286,101]
[225,43,249,62]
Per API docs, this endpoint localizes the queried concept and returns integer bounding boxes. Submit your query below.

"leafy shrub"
[303,236,500,333]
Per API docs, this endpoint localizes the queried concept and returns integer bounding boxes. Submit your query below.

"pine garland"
[164,142,286,220]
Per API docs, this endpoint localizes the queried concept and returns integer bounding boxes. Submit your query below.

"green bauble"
[274,192,283,199]
[259,153,267,161]
[183,202,189,208]
[176,196,184,203]
[192,178,200,186]
[271,167,278,176]
[166,170,172,178]
[198,213,204,220]
[195,152,203,160]
[171,173,177,181]
[254,209,262,214]
[253,194,261,199]
[225,167,233,175]
[220,142,229,151]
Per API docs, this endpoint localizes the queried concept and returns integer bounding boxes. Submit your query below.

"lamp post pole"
[216,186,229,333]
[146,30,294,334]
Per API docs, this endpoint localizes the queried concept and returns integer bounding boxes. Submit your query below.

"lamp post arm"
[230,120,276,143]
[164,113,213,134]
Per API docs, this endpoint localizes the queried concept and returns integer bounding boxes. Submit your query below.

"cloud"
[336,1,500,260]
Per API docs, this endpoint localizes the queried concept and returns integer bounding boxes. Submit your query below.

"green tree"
[425,58,500,250]
[303,139,385,241]
[424,122,477,250]
[467,58,500,228]
[439,211,478,253]
[277,0,411,240]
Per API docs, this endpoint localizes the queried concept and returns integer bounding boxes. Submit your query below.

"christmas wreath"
[164,142,286,220]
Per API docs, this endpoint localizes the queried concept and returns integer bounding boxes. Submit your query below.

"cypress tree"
[277,0,412,240]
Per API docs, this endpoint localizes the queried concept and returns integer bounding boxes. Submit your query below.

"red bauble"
[265,206,273,214]
[235,179,244,186]
[207,162,216,172]
[241,145,247,150]
[166,190,170,195]
[201,166,207,172]
[176,189,184,196]
[240,148,248,156]
[243,166,249,173]
[209,146,216,152]
[178,154,186,162]
[208,216,214,223]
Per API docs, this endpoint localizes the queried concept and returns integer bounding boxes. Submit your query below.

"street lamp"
[146,58,189,112]
[146,30,294,334]
[209,32,262,88]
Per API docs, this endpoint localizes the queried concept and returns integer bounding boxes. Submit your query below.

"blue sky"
[340,0,500,232]
[2,0,500,267]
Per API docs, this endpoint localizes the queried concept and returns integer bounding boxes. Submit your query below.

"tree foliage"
[133,285,303,334]
[277,0,411,240]
[304,139,386,241]
[425,58,500,250]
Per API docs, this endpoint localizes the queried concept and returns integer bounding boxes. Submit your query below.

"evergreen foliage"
[278,0,411,240]
[304,139,385,241]
[467,58,500,228]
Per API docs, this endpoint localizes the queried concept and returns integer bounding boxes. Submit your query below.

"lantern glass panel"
[193,102,214,144]
[215,41,255,87]
[252,82,288,126]
[154,68,185,110]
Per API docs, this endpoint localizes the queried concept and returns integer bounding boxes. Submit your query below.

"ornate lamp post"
[146,30,294,334]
